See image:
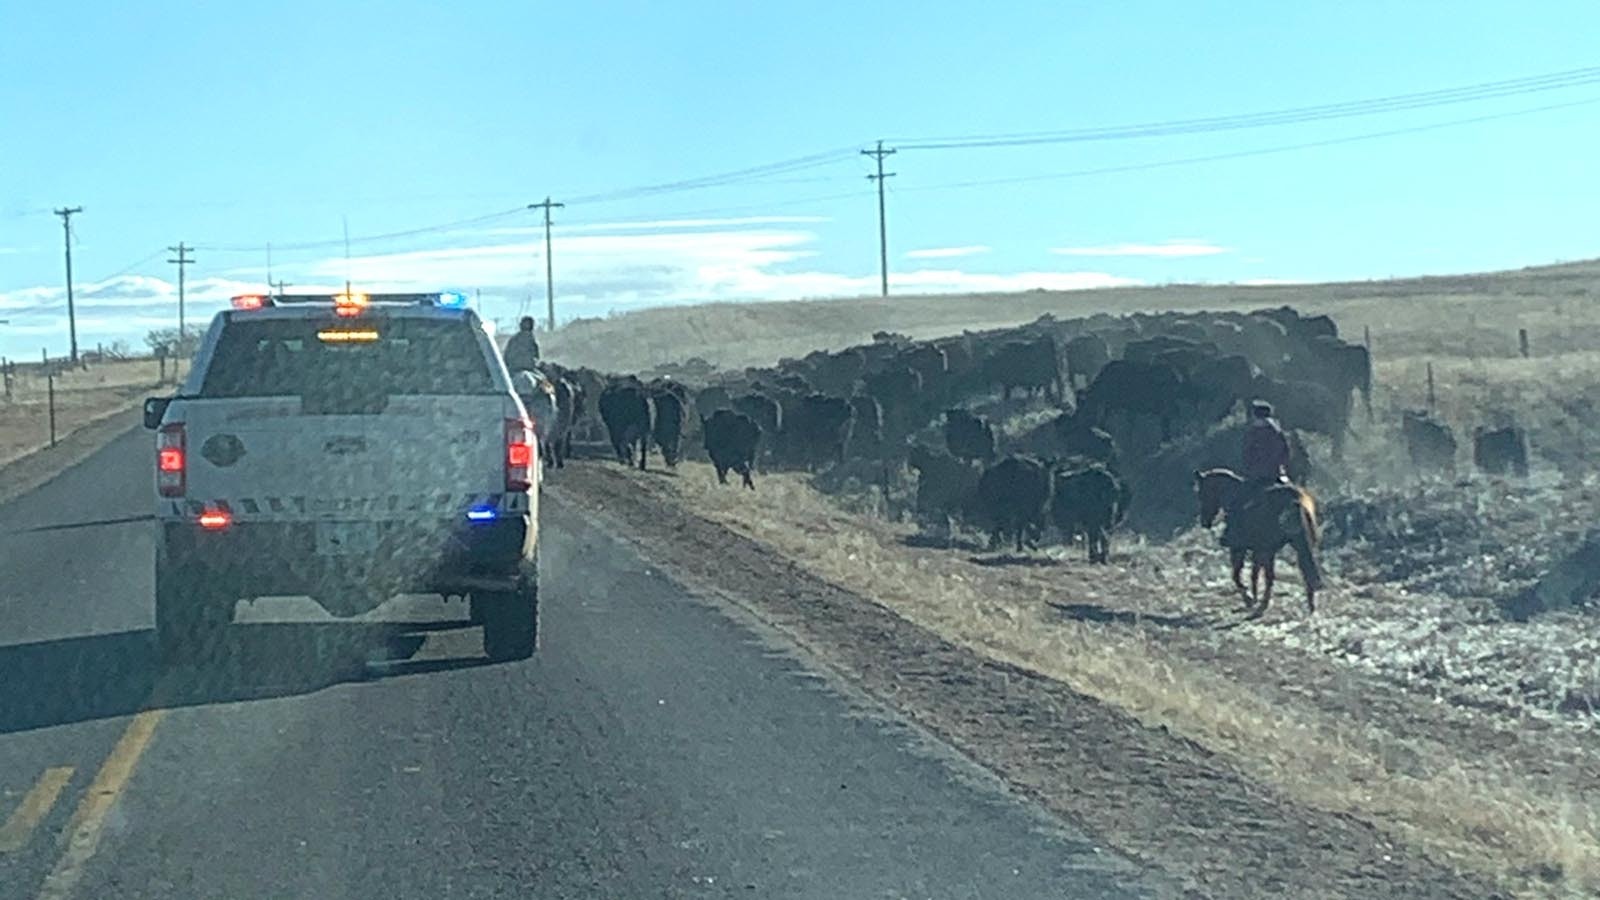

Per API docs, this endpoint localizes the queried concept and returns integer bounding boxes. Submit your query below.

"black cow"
[982,338,1061,401]
[732,393,782,446]
[784,393,855,471]
[647,377,689,402]
[1064,333,1111,388]
[1473,426,1529,477]
[943,409,996,464]
[975,455,1053,553]
[543,375,578,469]
[1184,354,1256,426]
[1051,414,1118,468]
[1252,375,1351,457]
[649,387,687,468]
[863,366,923,442]
[702,409,761,489]
[896,344,950,406]
[1079,360,1186,443]
[907,444,980,539]
[1124,336,1209,365]
[598,380,654,470]
[1402,410,1456,475]
[808,348,867,397]
[1298,336,1373,421]
[1050,463,1126,564]
[694,385,733,420]
[847,393,885,459]
[771,372,812,395]
[567,366,609,440]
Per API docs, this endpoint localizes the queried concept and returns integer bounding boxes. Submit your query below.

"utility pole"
[167,243,195,346]
[862,141,896,298]
[270,278,292,301]
[53,207,83,364]
[528,197,564,331]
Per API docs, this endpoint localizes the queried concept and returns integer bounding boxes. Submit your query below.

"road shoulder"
[0,408,142,508]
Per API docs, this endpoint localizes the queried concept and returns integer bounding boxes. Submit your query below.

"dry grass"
[0,358,166,470]
[642,463,1598,897]
[542,259,1600,374]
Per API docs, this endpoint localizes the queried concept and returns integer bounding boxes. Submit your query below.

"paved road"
[0,428,1155,899]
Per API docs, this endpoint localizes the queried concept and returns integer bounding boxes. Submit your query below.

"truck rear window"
[200,318,497,400]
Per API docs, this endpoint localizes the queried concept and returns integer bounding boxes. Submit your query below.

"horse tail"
[1294,505,1323,592]
[1298,489,1321,546]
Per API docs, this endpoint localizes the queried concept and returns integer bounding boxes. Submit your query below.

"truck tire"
[155,552,232,664]
[475,568,539,662]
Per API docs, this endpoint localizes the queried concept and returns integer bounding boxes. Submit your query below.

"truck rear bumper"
[157,516,535,599]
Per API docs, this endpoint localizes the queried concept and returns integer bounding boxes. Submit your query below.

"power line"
[193,206,530,253]
[862,141,897,298]
[53,206,83,364]
[565,146,862,205]
[896,93,1600,195]
[167,243,195,344]
[892,63,1600,150]
[86,248,166,284]
[528,197,565,331]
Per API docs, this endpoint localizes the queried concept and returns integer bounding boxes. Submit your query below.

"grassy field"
[0,358,169,470]
[543,258,1600,373]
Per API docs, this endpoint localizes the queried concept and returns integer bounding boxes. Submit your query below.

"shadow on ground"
[0,619,496,736]
[1046,601,1207,630]
[899,533,986,552]
[968,554,1059,568]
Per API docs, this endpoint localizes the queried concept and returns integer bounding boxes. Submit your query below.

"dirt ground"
[552,463,1521,900]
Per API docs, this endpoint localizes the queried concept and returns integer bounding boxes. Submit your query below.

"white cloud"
[1236,278,1305,286]
[0,221,1138,355]
[1051,240,1229,258]
[904,245,991,260]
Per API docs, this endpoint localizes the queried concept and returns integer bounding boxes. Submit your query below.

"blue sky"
[4,1,1600,358]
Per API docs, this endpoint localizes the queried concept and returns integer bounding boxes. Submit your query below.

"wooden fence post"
[47,371,57,447]
[1425,362,1436,411]
[1363,324,1371,349]
[1518,328,1530,358]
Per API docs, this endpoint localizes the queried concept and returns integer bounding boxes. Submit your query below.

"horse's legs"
[1230,548,1249,598]
[1261,555,1277,610]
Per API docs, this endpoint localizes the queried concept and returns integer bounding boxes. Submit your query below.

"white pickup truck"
[143,291,540,662]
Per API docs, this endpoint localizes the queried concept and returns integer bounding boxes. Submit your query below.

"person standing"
[503,316,541,373]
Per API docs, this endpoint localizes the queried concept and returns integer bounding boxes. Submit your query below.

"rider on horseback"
[1222,400,1292,549]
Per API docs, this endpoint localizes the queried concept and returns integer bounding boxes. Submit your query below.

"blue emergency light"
[465,505,498,523]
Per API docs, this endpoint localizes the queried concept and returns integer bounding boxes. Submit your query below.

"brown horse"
[1194,468,1323,615]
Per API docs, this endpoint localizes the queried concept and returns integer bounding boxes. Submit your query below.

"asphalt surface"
[0,427,1155,899]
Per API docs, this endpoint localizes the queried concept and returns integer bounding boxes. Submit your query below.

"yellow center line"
[35,709,168,900]
[0,767,75,853]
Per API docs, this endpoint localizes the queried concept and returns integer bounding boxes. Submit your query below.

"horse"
[1194,468,1323,615]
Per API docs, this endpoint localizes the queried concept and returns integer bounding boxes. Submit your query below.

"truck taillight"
[506,417,535,491]
[157,424,186,497]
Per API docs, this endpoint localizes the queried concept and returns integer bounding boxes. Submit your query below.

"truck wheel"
[475,570,539,662]
[155,554,232,664]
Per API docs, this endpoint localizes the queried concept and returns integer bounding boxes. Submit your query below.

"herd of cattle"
[514,304,1531,557]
